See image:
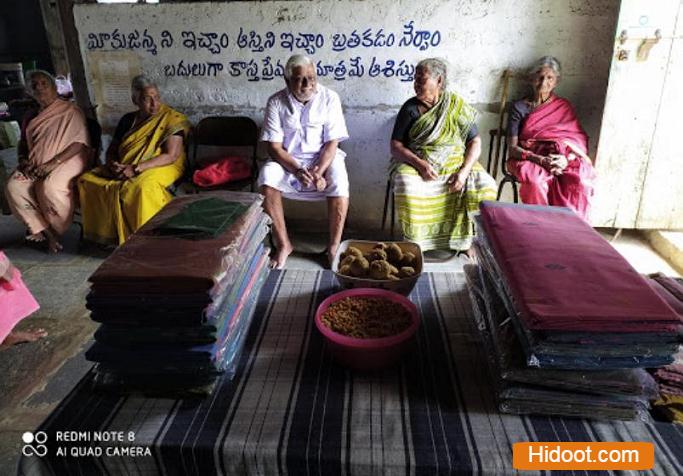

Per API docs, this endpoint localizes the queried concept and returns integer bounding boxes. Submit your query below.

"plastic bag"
[54,75,73,97]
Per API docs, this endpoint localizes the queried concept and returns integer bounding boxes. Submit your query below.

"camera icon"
[21,432,48,457]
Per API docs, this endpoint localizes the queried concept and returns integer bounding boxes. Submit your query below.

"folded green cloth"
[155,197,248,239]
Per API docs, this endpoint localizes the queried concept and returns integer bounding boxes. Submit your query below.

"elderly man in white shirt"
[259,54,350,269]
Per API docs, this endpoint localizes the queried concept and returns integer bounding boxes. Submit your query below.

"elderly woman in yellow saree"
[390,58,496,257]
[5,70,91,253]
[77,75,190,245]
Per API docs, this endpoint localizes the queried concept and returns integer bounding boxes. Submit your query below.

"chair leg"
[486,131,495,174]
[390,191,396,240]
[75,222,84,244]
[512,181,519,203]
[381,179,391,231]
[496,179,506,201]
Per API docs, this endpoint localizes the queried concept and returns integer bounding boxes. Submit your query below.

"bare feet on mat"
[270,244,293,270]
[26,231,46,242]
[47,239,63,254]
[1,328,48,347]
[461,247,477,261]
[327,242,340,269]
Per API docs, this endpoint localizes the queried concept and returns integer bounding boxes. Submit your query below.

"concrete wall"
[73,0,619,230]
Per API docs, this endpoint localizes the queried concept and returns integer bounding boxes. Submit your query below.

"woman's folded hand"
[447,169,469,193]
[33,158,61,179]
[549,153,568,170]
[118,164,137,180]
[417,160,438,181]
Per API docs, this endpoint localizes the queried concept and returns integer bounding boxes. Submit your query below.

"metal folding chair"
[185,116,259,193]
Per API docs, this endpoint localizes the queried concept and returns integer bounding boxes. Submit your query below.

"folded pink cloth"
[0,251,40,343]
[479,202,681,332]
[655,365,683,383]
[192,156,251,187]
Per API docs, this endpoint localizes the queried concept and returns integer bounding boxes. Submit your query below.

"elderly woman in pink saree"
[4,70,91,253]
[506,56,595,220]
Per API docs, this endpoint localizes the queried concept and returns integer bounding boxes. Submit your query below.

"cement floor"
[0,214,679,474]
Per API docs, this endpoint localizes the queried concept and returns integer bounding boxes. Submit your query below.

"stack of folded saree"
[647,273,683,424]
[84,192,271,396]
[467,201,682,421]
[651,364,683,424]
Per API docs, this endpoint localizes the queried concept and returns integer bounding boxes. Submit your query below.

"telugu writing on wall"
[84,22,441,83]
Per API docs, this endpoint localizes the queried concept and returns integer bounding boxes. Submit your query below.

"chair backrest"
[487,69,512,178]
[190,116,258,171]
[86,117,102,167]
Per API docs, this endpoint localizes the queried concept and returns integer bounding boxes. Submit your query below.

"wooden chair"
[74,117,103,241]
[86,117,103,167]
[486,69,519,203]
[380,170,397,238]
[184,116,259,193]
[492,127,519,202]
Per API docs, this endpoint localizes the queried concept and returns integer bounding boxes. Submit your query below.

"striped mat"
[20,270,683,475]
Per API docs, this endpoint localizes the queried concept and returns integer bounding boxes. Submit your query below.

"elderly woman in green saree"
[390,58,496,256]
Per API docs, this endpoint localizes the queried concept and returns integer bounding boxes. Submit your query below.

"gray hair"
[416,58,448,90]
[284,55,315,80]
[131,74,157,103]
[25,69,57,95]
[529,56,562,79]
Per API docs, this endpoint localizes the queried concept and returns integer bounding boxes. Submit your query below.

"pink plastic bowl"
[315,288,420,371]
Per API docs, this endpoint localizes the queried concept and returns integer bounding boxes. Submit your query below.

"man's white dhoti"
[257,151,349,200]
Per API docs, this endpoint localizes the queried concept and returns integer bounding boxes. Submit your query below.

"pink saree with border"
[507,97,595,220]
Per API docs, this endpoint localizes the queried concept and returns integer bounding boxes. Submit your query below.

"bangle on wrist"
[520,150,529,161]
[294,167,305,176]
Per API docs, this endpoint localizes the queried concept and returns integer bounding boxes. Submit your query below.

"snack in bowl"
[315,288,420,370]
[320,296,412,338]
[337,241,420,281]
[333,240,423,295]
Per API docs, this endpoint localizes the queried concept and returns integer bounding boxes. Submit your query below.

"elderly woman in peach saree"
[4,70,91,253]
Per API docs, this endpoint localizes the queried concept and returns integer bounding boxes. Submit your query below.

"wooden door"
[591,0,683,229]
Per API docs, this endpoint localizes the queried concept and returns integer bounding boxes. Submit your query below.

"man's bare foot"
[327,242,340,268]
[1,328,48,347]
[270,243,294,270]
